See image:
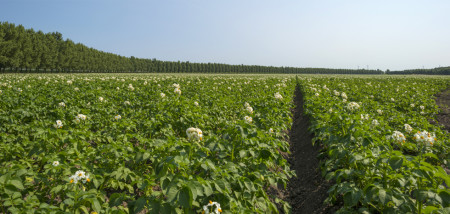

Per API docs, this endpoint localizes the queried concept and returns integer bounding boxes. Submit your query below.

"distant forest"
[0,22,448,75]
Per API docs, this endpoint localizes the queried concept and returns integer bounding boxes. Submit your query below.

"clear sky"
[1,0,449,70]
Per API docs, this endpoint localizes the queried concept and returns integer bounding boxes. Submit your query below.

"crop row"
[299,76,450,213]
[0,74,295,213]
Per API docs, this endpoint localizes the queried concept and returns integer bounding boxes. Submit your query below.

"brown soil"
[434,88,450,133]
[282,86,339,214]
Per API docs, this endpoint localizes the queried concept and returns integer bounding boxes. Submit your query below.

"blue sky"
[1,0,449,70]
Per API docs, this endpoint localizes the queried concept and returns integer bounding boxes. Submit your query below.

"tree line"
[386,67,450,75]
[0,22,446,75]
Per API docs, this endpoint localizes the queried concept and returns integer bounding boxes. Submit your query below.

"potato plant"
[0,74,295,213]
[299,76,450,213]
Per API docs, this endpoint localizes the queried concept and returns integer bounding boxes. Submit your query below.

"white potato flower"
[420,105,425,110]
[413,131,436,146]
[246,106,253,114]
[174,87,182,95]
[52,161,60,167]
[124,101,131,105]
[404,124,413,133]
[274,92,283,100]
[186,127,203,141]
[194,101,199,106]
[160,92,166,98]
[69,170,91,184]
[377,109,383,115]
[59,102,66,107]
[391,131,406,144]
[341,92,347,99]
[360,114,369,120]
[114,115,121,120]
[347,102,360,111]
[410,104,415,108]
[372,119,379,126]
[54,120,63,129]
[244,102,251,108]
[74,87,79,91]
[99,97,104,102]
[244,116,252,124]
[173,83,180,88]
[203,201,222,214]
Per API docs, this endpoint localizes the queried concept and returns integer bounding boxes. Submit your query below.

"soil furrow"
[283,85,338,214]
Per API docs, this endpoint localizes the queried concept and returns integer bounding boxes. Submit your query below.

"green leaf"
[109,193,125,207]
[343,189,362,207]
[178,186,193,209]
[166,186,178,202]
[378,189,387,205]
[92,199,101,212]
[388,156,403,170]
[50,185,63,194]
[438,190,450,207]
[422,205,438,214]
[9,179,24,190]
[132,197,146,214]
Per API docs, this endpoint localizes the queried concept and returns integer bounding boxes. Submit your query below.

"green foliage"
[0,73,295,213]
[301,75,450,213]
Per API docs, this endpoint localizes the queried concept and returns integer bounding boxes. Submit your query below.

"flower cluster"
[124,101,131,105]
[52,161,60,167]
[341,92,347,99]
[244,116,252,124]
[404,124,413,133]
[99,97,104,102]
[347,102,360,111]
[372,119,379,126]
[59,102,66,107]
[128,84,135,91]
[186,127,203,141]
[391,131,406,144]
[377,109,383,115]
[114,115,121,120]
[246,106,254,114]
[194,101,199,106]
[54,120,63,129]
[174,87,182,95]
[360,114,369,120]
[69,170,91,184]
[274,92,283,100]
[202,201,222,214]
[413,131,436,146]
[74,114,87,123]
[160,92,166,98]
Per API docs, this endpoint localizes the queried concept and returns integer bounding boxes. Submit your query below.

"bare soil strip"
[281,85,338,214]
[434,87,450,133]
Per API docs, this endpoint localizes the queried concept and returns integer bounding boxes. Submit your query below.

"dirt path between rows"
[277,85,449,213]
[434,87,450,133]
[281,85,338,213]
